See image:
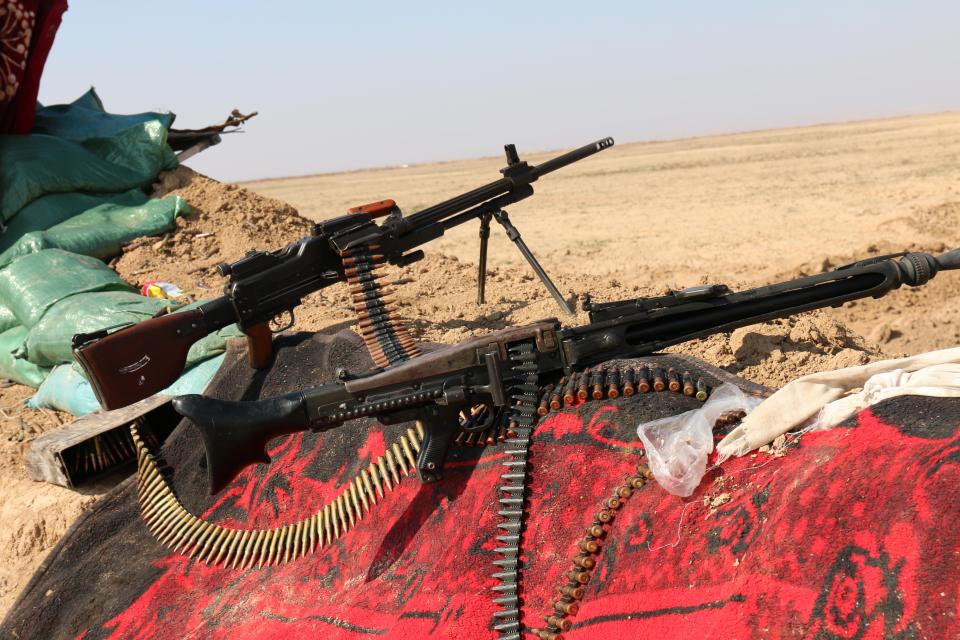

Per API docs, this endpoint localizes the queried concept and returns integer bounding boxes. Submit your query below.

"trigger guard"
[268,309,295,333]
[459,404,498,433]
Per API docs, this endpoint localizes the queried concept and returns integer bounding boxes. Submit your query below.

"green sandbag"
[0,189,148,254]
[0,303,16,335]
[172,300,245,368]
[0,326,49,388]
[0,249,132,328]
[31,354,226,417]
[185,321,244,369]
[0,127,176,220]
[1,88,176,220]
[20,291,174,367]
[80,121,178,186]
[26,364,100,415]
[33,89,176,143]
[0,196,188,268]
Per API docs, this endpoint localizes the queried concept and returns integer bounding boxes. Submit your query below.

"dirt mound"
[674,312,882,387]
[0,384,109,618]
[113,166,314,297]
[782,240,960,356]
[884,200,960,246]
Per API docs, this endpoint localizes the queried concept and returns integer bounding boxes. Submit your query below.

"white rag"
[716,346,960,458]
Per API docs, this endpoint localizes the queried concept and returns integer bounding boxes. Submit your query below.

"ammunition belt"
[131,421,426,568]
[131,356,714,634]
[342,247,420,367]
[490,341,541,639]
[455,405,512,447]
[544,364,710,411]
[131,415,512,566]
[491,361,712,640]
[532,463,653,640]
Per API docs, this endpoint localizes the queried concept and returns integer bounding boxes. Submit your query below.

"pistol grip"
[244,323,273,369]
[414,406,462,483]
[416,426,454,483]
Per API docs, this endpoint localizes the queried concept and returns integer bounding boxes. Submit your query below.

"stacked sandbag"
[0,248,243,413]
[0,300,48,387]
[0,250,136,327]
[0,189,149,254]
[27,353,228,417]
[0,90,239,412]
[0,250,148,381]
[0,89,177,221]
[0,196,188,268]
[0,326,49,388]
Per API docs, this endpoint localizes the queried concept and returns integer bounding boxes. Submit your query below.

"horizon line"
[235,109,959,186]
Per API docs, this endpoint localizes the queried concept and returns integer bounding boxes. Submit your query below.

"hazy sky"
[38,1,959,183]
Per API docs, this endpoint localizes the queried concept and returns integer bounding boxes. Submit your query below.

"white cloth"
[716,346,960,458]
[811,364,960,429]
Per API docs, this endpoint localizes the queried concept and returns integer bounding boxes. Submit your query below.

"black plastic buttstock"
[172,392,310,494]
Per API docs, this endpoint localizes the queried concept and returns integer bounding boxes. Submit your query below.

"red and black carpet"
[2,330,958,639]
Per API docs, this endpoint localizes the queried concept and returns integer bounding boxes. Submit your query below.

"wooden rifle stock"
[74,310,208,410]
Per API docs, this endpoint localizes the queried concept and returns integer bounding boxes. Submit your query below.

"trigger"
[268,310,295,333]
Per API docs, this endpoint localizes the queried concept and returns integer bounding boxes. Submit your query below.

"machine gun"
[173,247,960,494]
[72,137,614,410]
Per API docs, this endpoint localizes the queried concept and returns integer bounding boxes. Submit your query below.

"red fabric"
[87,400,960,639]
[0,0,66,134]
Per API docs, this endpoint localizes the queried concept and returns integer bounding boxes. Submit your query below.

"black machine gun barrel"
[400,137,614,231]
[567,248,960,365]
[73,137,614,410]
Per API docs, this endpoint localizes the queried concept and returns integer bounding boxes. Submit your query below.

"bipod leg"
[493,209,575,316]
[477,212,492,305]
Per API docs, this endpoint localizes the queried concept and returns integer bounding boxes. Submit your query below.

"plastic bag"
[29,354,225,417]
[637,383,763,497]
[0,326,49,388]
[19,291,173,367]
[0,249,132,328]
[0,196,187,267]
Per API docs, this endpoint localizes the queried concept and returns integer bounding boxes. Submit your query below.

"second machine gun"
[172,247,960,493]
[73,137,615,410]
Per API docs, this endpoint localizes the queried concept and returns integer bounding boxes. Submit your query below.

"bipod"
[474,208,574,316]
[477,211,493,305]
